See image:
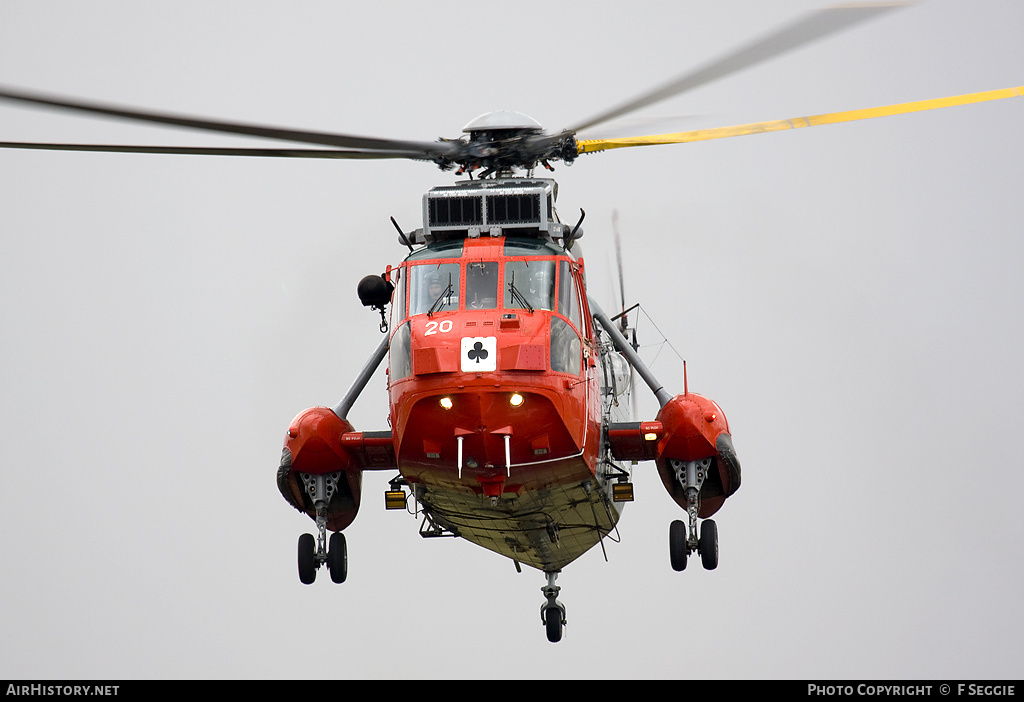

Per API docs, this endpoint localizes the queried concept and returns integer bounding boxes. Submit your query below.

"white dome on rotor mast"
[462,111,543,133]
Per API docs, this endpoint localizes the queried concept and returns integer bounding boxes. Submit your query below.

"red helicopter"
[278,168,741,645]
[2,4,1020,643]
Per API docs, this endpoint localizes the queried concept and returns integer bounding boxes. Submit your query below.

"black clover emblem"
[467,341,489,363]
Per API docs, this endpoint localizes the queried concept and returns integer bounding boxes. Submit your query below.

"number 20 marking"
[424,320,453,336]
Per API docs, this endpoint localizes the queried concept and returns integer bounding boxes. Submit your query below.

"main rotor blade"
[0,142,429,159]
[0,85,455,160]
[576,86,1024,154]
[568,3,908,133]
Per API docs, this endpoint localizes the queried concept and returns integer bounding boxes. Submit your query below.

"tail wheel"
[544,606,563,643]
[669,519,688,571]
[298,533,317,584]
[328,531,348,584]
[699,519,718,570]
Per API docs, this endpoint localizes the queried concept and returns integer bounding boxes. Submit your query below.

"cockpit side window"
[504,260,555,311]
[390,321,412,380]
[551,316,582,375]
[390,265,406,324]
[557,260,582,331]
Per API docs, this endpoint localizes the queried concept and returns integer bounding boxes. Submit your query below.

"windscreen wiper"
[507,271,534,313]
[427,273,454,317]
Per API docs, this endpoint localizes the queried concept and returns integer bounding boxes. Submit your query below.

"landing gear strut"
[296,471,349,584]
[540,570,566,643]
[668,457,719,571]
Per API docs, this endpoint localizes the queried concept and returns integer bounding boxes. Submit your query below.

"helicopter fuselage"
[385,234,618,571]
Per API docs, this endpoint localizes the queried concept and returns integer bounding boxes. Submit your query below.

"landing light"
[439,397,453,410]
[509,393,525,407]
[384,490,406,510]
[612,482,635,502]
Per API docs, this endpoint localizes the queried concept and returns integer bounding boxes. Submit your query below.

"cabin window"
[550,316,582,375]
[408,262,460,316]
[504,260,555,311]
[465,261,498,310]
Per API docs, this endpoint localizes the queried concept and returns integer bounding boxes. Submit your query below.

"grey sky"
[1,0,1022,679]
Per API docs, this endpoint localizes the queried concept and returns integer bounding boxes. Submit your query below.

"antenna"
[390,216,414,253]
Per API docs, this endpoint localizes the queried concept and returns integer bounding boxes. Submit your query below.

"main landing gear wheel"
[669,519,688,571]
[298,533,317,585]
[328,531,348,584]
[699,519,719,570]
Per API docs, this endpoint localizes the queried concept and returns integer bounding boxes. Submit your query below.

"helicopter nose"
[398,388,579,472]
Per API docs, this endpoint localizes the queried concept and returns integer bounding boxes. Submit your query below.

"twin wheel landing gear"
[540,571,567,643]
[669,518,718,571]
[296,471,348,585]
[297,530,348,584]
[668,456,720,572]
